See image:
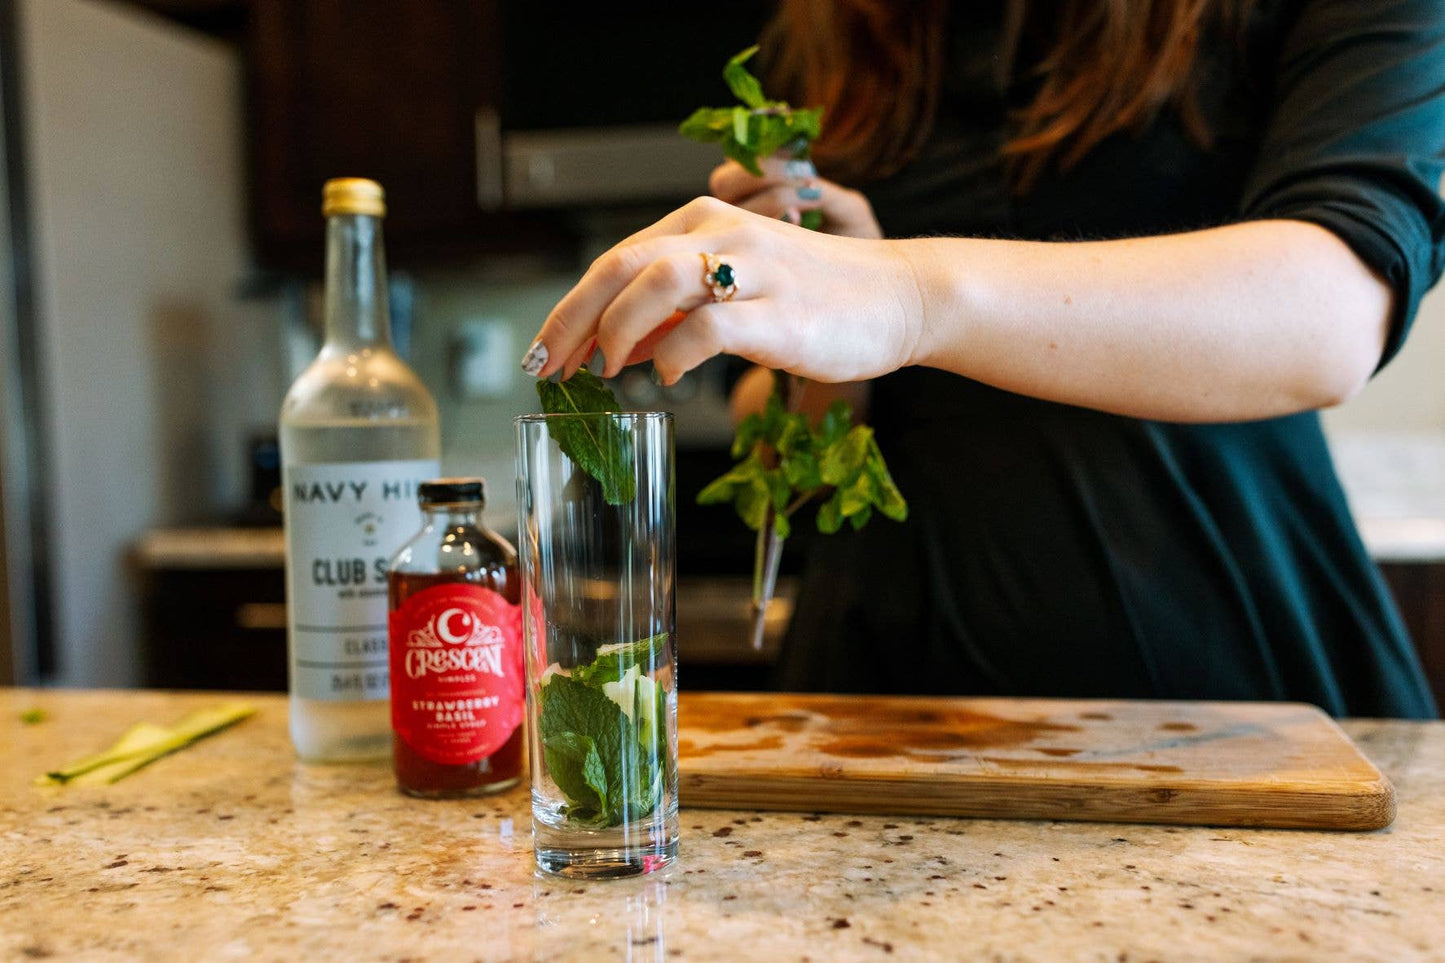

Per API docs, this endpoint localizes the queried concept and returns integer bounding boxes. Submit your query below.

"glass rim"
[515,410,673,425]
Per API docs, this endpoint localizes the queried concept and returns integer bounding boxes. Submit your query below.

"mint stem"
[748,370,798,650]
[751,519,784,651]
[752,518,768,608]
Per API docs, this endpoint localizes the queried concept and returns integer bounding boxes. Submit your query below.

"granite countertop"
[2,689,1441,962]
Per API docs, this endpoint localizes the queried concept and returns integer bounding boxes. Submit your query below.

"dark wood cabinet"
[1380,562,1445,713]
[247,0,565,269]
[244,0,774,271]
[141,567,289,693]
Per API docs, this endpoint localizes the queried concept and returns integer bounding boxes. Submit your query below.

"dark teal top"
[777,0,1444,717]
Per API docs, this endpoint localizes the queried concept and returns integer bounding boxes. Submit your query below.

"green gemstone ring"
[701,253,738,303]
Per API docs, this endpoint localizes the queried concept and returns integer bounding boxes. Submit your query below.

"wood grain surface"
[676,693,1395,830]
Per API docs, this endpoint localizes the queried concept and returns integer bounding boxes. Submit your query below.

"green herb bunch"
[682,47,909,645]
[699,393,906,540]
[679,47,824,230]
[679,47,822,176]
[538,633,671,828]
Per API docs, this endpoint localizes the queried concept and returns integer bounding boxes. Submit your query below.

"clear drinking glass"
[515,411,679,878]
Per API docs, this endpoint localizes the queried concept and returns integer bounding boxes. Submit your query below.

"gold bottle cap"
[322,178,386,218]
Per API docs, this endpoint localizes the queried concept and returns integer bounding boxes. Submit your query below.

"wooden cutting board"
[676,692,1395,830]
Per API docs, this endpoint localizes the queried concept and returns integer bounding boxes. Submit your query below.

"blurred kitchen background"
[0,0,1442,703]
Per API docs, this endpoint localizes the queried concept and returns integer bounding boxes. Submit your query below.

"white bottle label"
[283,459,440,701]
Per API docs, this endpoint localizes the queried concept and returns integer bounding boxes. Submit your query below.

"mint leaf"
[536,365,618,414]
[722,138,766,177]
[817,494,843,534]
[820,425,873,487]
[732,410,767,458]
[698,449,772,531]
[723,46,768,109]
[678,107,733,142]
[542,731,609,820]
[781,448,821,490]
[535,367,637,506]
[572,632,669,688]
[849,504,873,530]
[839,470,874,517]
[867,437,908,521]
[732,106,751,147]
[540,672,619,750]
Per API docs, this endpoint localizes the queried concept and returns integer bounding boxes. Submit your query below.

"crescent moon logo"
[436,608,474,645]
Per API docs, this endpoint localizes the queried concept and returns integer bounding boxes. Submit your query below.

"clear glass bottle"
[279,178,441,762]
[387,478,524,797]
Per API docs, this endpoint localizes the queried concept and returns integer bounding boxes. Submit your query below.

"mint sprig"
[679,47,823,177]
[535,367,636,505]
[702,395,907,537]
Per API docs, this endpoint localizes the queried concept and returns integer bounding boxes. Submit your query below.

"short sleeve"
[1240,0,1445,369]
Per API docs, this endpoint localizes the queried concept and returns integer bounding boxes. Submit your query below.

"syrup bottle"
[387,478,524,797]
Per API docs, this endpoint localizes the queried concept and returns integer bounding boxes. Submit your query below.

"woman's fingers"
[709,156,816,202]
[524,198,748,377]
[730,183,823,223]
[649,301,778,385]
[622,310,687,367]
[559,338,596,381]
[595,251,764,378]
[711,158,882,239]
[527,235,687,378]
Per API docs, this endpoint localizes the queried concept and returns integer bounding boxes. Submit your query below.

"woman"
[523,0,1443,717]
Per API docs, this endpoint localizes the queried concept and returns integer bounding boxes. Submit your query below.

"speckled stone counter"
[2,690,1441,962]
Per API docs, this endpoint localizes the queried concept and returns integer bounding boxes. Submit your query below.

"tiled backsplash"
[408,265,579,525]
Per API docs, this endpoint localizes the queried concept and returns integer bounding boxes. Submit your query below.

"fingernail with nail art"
[520,340,548,376]
[784,159,816,181]
[797,186,821,201]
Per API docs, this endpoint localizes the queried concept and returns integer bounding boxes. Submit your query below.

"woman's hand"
[521,196,922,386]
[708,157,884,240]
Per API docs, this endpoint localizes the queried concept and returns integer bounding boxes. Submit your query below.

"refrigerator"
[0,0,264,685]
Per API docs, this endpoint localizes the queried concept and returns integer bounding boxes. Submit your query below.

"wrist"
[895,236,996,375]
[890,239,946,371]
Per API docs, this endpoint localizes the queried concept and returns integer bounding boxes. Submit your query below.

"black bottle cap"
[418,477,486,507]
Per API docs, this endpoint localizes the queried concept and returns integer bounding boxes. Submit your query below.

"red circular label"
[388,583,524,766]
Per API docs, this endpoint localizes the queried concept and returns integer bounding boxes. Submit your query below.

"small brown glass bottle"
[387,478,524,797]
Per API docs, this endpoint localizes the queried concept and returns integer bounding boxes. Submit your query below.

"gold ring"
[701,253,737,303]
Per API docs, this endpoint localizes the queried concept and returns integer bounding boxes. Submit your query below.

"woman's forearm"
[899,220,1393,423]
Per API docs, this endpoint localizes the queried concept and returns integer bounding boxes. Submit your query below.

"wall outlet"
[450,317,516,400]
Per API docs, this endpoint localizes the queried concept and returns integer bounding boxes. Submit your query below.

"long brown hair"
[762,0,1252,190]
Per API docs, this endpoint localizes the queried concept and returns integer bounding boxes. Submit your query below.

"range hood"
[477,113,721,211]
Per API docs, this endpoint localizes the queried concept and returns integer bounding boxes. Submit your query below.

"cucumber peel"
[36,702,256,786]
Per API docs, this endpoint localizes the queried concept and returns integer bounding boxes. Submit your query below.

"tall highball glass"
[515,411,678,878]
